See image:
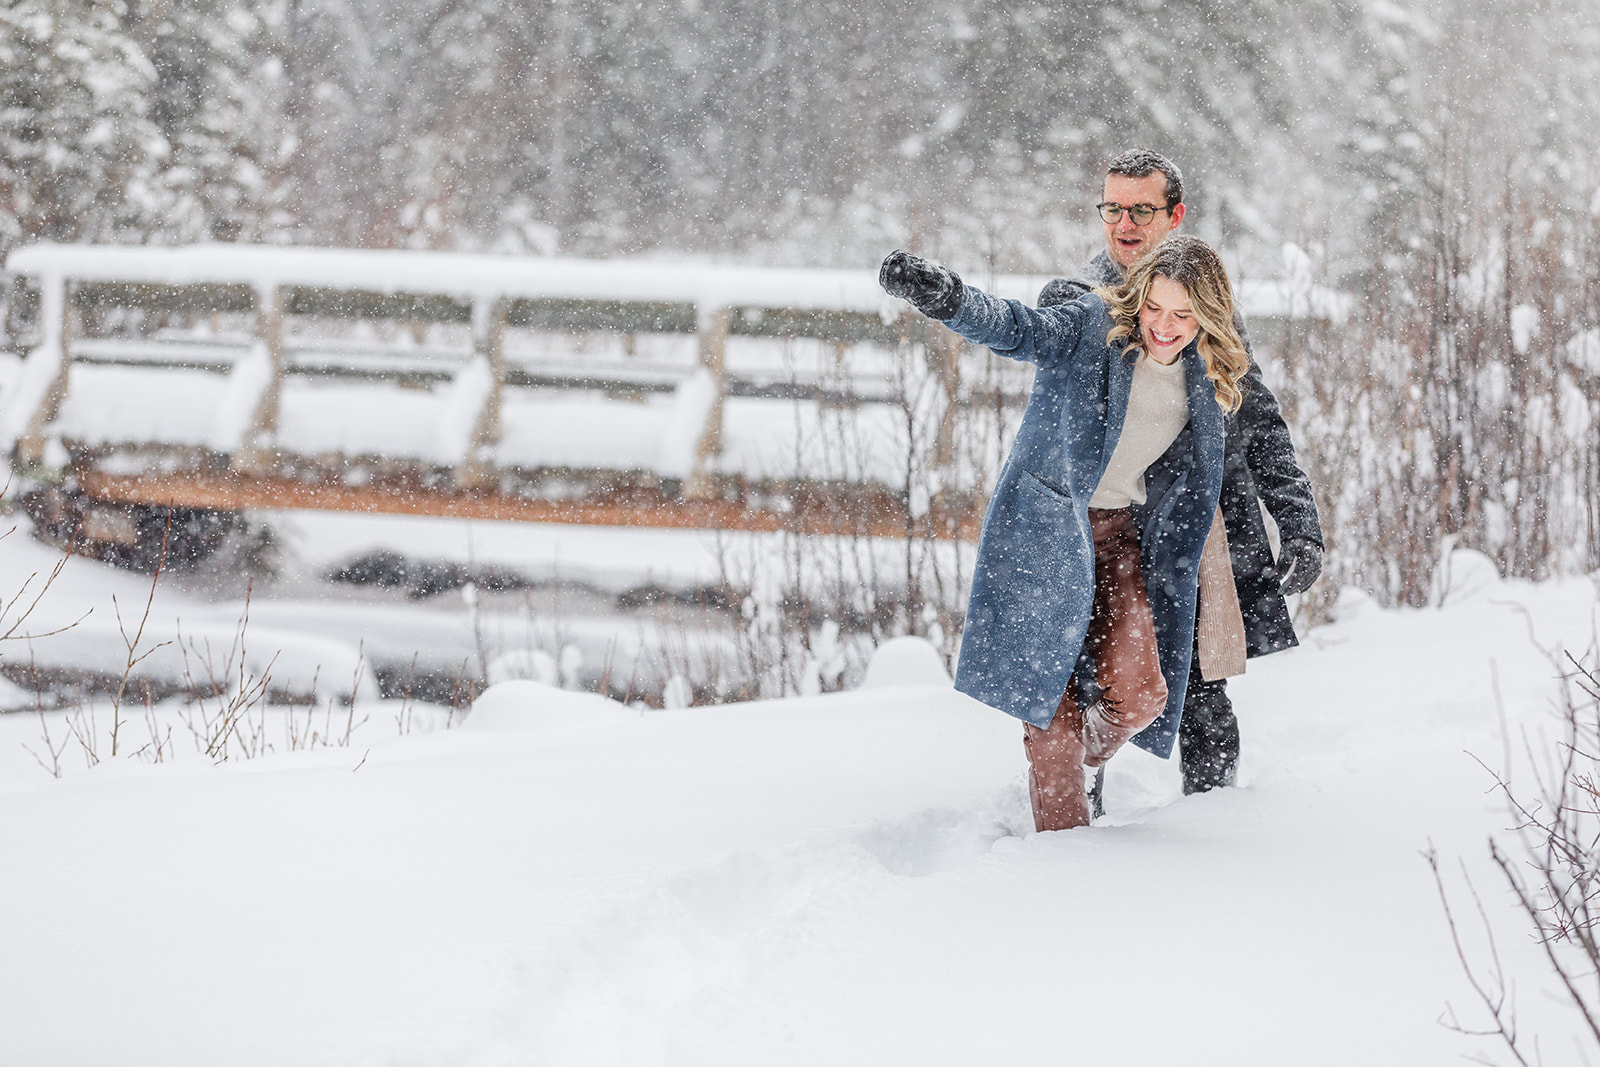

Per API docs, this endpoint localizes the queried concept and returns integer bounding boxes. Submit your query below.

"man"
[1040,148,1324,800]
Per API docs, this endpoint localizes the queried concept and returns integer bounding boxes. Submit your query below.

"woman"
[879,235,1249,830]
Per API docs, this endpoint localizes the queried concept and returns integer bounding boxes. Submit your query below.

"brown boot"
[1023,692,1091,831]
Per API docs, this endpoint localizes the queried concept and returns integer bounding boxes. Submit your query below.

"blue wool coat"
[1041,250,1323,660]
[943,287,1226,758]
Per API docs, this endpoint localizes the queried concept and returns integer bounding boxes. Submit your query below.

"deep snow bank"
[0,561,1597,1065]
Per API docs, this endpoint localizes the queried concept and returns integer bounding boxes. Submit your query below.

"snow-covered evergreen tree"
[123,0,276,242]
[0,0,165,253]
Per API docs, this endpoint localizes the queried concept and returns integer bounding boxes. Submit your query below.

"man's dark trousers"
[1179,656,1239,794]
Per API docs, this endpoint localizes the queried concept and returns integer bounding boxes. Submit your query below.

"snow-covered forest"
[5,0,1598,271]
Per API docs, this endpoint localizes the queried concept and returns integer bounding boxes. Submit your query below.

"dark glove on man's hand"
[1277,537,1323,596]
[879,250,964,320]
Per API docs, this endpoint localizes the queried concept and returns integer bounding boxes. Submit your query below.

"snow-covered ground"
[3,504,1598,1063]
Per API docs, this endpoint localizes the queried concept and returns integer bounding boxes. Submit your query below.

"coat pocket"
[1019,469,1073,503]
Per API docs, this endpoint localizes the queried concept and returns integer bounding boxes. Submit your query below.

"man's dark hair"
[1105,148,1183,207]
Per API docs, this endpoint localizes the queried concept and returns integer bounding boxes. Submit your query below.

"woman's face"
[1139,274,1200,365]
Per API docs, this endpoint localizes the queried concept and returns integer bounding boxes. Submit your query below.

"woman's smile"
[1138,275,1200,364]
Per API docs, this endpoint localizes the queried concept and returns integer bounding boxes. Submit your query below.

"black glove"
[1277,537,1323,596]
[879,250,964,320]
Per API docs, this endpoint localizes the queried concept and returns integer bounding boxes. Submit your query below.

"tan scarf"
[1196,505,1248,681]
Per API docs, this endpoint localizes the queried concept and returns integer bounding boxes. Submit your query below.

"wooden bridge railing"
[1,244,1343,563]
[0,244,1006,552]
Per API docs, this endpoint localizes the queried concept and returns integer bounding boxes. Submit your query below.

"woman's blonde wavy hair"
[1096,234,1249,414]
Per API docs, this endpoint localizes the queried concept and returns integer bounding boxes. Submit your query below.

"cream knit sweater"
[1088,354,1189,509]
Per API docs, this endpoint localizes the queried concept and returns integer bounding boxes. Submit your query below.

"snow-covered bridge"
[0,243,1340,566]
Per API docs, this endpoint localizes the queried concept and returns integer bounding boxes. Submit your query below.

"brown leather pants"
[1023,508,1170,831]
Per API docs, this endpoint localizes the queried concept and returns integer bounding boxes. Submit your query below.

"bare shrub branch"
[1439,629,1600,1063]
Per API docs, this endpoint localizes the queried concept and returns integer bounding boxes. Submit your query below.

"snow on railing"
[4,242,914,315]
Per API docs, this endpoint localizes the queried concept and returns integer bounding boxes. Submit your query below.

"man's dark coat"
[1040,250,1322,659]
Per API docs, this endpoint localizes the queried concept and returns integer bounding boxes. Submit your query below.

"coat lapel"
[1099,346,1136,481]
[1182,347,1225,484]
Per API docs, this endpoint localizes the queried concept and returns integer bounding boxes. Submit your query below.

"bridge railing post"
[454,296,509,488]
[233,285,286,473]
[685,304,730,499]
[9,271,72,468]
[928,318,963,469]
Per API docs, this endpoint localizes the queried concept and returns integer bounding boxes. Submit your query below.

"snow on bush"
[859,635,953,689]
[462,679,635,732]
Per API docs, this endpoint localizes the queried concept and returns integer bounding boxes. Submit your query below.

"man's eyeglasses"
[1096,202,1175,225]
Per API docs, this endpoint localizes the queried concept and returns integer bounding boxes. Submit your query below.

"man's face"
[1101,172,1186,271]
